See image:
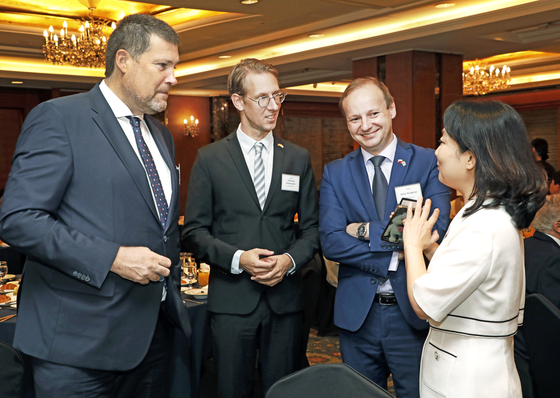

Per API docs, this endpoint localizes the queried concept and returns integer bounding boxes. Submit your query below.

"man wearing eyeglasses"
[182,58,319,397]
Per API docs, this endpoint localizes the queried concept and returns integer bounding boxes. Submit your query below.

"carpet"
[306,328,397,396]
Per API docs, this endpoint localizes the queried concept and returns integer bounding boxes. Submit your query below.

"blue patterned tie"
[126,116,169,228]
[254,142,266,210]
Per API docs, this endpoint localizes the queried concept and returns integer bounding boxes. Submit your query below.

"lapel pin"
[277,143,284,148]
[397,159,406,166]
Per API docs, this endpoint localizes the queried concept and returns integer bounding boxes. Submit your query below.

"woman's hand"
[403,197,440,252]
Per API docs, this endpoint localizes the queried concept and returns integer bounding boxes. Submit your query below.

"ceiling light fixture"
[241,0,259,4]
[308,33,324,38]
[463,60,511,95]
[435,3,455,8]
[218,55,232,59]
[42,8,116,68]
[11,81,23,84]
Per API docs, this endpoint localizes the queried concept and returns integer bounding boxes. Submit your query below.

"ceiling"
[1,0,560,97]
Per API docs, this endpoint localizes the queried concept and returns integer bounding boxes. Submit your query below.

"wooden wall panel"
[0,109,23,189]
[283,116,323,188]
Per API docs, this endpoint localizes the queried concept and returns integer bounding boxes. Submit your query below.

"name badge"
[282,174,300,192]
[394,183,422,202]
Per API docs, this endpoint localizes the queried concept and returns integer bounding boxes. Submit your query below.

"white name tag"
[282,174,300,192]
[395,183,422,202]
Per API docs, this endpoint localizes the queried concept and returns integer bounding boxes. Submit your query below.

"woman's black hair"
[443,100,547,229]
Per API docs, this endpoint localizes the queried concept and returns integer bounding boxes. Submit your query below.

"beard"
[123,80,168,115]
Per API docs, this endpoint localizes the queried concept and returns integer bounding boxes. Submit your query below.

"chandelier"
[462,60,511,96]
[43,12,116,68]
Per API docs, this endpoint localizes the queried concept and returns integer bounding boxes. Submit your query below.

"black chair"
[265,363,393,398]
[0,340,25,397]
[522,294,560,398]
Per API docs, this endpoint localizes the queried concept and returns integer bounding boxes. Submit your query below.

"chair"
[265,363,393,398]
[522,294,560,398]
[0,340,25,397]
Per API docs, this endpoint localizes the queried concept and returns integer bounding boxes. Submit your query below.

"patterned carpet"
[306,328,397,396]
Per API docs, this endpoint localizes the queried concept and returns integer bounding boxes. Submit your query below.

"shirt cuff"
[284,253,296,275]
[231,250,244,274]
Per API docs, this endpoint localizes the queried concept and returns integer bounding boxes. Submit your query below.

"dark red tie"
[127,116,168,228]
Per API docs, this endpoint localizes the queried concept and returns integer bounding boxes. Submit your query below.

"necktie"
[126,116,168,228]
[254,142,266,210]
[371,156,388,219]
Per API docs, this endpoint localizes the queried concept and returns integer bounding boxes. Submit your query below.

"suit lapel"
[88,85,161,226]
[264,136,285,213]
[348,149,379,221]
[385,139,413,218]
[225,133,262,210]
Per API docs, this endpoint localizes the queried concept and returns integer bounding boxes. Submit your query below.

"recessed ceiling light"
[11,81,23,84]
[241,0,258,4]
[435,3,455,8]
[308,33,324,38]
[218,55,232,59]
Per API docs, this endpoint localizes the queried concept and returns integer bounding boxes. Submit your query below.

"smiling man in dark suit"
[182,58,319,398]
[319,77,450,398]
[0,14,190,398]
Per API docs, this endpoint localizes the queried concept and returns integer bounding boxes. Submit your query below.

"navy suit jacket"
[319,139,450,332]
[524,231,560,309]
[182,132,319,315]
[0,83,190,371]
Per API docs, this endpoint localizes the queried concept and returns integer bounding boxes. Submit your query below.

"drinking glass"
[0,261,7,281]
[184,264,197,290]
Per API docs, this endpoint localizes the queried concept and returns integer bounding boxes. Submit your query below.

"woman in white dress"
[402,101,548,398]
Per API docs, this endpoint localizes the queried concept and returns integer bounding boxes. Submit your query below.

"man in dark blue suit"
[319,77,450,397]
[0,14,190,398]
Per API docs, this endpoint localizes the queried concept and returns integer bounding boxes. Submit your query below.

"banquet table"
[0,291,211,398]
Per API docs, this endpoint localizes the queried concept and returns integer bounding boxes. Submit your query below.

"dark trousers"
[211,294,302,398]
[32,308,172,398]
[339,300,427,398]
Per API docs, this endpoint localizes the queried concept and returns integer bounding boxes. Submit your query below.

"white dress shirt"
[361,133,399,294]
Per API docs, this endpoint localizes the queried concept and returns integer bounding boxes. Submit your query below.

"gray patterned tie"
[254,142,266,210]
[371,156,388,219]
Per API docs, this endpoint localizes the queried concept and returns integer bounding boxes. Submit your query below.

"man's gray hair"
[531,195,560,233]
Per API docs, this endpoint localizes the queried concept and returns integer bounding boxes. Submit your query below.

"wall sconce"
[184,115,199,137]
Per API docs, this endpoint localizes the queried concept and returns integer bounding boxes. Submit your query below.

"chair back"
[0,340,25,397]
[523,293,560,398]
[265,363,393,398]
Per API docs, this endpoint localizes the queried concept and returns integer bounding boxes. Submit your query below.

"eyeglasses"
[245,92,287,108]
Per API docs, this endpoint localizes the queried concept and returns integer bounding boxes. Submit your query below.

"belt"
[375,293,397,306]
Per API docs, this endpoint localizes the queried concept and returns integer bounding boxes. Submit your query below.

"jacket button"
[163,236,168,243]
[370,277,376,284]
[73,271,78,277]
[85,276,91,282]
[434,351,439,360]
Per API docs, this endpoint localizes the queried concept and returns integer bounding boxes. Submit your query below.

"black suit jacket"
[524,231,560,309]
[182,131,319,315]
[0,83,190,371]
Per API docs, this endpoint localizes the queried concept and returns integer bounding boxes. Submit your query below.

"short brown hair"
[339,77,394,118]
[228,58,279,97]
[105,14,180,78]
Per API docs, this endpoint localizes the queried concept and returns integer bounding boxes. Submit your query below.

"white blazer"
[414,201,524,398]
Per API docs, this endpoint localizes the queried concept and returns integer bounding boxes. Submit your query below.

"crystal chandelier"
[43,12,116,68]
[462,60,511,96]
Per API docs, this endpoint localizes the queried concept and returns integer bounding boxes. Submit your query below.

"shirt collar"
[361,133,397,166]
[236,125,274,155]
[545,232,560,247]
[99,80,144,121]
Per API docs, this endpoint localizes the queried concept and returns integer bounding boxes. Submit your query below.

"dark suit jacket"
[0,83,190,371]
[524,231,560,309]
[182,131,319,315]
[319,139,450,332]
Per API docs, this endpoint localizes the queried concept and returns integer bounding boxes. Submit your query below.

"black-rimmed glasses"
[245,92,287,108]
